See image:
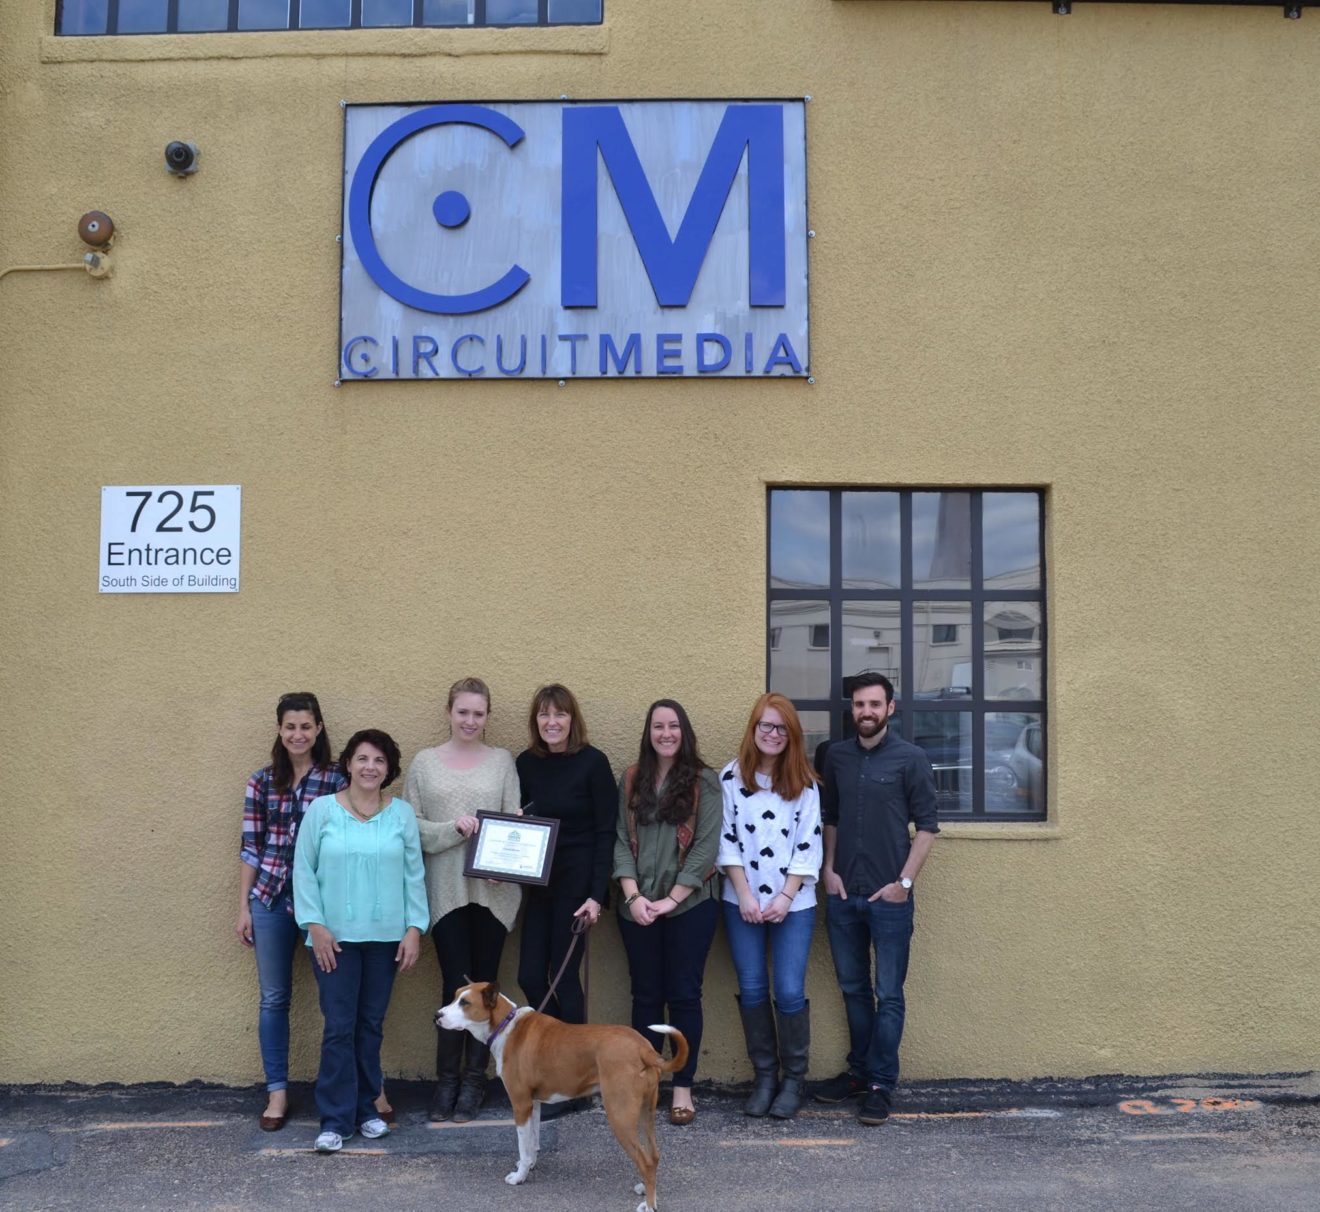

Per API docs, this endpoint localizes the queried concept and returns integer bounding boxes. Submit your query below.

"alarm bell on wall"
[165,141,200,176]
[78,211,115,248]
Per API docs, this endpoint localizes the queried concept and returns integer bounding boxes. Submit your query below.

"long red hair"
[736,692,816,801]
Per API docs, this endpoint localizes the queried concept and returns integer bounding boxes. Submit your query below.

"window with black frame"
[57,0,601,35]
[768,488,1046,821]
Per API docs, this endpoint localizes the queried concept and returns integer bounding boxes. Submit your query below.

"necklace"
[342,791,384,822]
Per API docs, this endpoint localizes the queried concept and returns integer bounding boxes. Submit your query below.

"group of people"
[236,672,939,1153]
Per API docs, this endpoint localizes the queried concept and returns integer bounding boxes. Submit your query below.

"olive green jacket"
[611,766,722,922]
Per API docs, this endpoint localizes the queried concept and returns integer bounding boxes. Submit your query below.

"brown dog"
[436,981,687,1212]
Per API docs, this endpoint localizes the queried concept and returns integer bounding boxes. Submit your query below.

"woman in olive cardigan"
[612,699,722,1125]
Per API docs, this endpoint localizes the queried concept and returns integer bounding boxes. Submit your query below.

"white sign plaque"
[99,485,241,594]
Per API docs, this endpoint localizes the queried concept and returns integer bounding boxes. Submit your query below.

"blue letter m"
[561,104,786,309]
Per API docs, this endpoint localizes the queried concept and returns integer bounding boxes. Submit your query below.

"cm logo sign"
[340,100,808,380]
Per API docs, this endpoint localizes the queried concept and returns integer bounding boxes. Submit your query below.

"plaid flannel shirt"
[241,763,347,911]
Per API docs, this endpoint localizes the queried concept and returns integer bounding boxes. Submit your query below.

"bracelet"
[624,893,640,907]
[776,890,793,903]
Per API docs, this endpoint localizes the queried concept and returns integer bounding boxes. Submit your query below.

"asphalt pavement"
[2,1072,1318,1211]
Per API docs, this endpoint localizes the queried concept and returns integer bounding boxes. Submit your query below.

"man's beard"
[855,715,887,738]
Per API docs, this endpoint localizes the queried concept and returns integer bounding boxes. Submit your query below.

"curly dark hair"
[629,699,708,826]
[338,728,402,789]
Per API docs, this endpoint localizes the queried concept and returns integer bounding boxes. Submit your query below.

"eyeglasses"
[756,720,789,738]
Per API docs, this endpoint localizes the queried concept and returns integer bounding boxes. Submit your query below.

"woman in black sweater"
[515,683,616,1024]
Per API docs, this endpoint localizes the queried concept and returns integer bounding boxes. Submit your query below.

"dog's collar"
[488,1003,518,1047]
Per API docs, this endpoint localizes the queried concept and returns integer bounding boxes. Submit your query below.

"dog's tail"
[646,1025,690,1076]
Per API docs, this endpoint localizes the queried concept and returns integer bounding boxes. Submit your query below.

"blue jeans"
[250,890,304,1092]
[824,894,914,1091]
[617,897,719,1086]
[310,941,399,1134]
[721,902,814,1014]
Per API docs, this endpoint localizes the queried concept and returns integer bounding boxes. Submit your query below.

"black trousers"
[517,889,588,1023]
[616,896,719,1087]
[431,904,508,1003]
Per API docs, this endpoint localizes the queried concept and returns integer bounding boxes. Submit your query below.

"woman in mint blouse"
[294,728,428,1154]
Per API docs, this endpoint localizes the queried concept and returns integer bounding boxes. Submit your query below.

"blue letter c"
[347,105,531,316]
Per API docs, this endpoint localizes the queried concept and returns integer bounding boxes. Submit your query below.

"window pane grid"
[769,488,1046,821]
[60,0,598,30]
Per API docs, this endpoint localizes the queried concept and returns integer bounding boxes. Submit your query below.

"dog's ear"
[482,981,501,1010]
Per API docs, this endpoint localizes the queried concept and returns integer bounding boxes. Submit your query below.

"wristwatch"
[899,876,913,891]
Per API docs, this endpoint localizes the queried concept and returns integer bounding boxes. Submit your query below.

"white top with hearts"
[716,761,822,912]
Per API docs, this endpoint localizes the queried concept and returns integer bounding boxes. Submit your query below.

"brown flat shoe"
[259,1110,288,1132]
[669,1106,696,1126]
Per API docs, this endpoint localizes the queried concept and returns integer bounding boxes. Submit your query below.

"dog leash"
[536,914,592,1015]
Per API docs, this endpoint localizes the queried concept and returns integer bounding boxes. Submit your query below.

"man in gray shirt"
[817,672,939,1125]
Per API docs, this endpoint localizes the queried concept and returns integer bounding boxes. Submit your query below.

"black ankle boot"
[452,1038,490,1123]
[428,1028,465,1122]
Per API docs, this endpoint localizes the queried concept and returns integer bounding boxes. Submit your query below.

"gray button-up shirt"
[821,732,940,896]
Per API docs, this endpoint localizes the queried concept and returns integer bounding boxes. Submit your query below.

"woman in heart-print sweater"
[717,692,822,1121]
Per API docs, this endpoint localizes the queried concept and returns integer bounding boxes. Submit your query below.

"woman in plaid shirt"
[237,691,345,1132]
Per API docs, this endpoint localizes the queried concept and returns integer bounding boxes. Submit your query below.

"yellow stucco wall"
[2,0,1318,1087]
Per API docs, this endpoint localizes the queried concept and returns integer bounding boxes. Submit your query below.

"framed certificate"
[463,811,559,887]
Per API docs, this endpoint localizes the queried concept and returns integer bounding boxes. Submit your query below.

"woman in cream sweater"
[405,677,522,1123]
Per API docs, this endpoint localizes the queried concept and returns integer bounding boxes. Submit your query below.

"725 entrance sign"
[99,485,241,594]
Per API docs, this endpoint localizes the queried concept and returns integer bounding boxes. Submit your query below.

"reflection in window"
[61,0,110,32]
[769,488,1045,819]
[423,0,475,23]
[797,710,832,769]
[842,491,900,588]
[118,0,169,32]
[914,491,970,589]
[770,490,829,588]
[914,601,971,698]
[179,0,230,30]
[549,0,601,18]
[363,0,412,25]
[913,711,972,814]
[238,0,288,29]
[301,0,351,25]
[488,0,539,21]
[841,600,901,694]
[984,601,1041,700]
[984,492,1041,589]
[987,713,1043,815]
[768,599,830,700]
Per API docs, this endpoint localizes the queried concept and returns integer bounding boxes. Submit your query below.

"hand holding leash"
[573,897,601,927]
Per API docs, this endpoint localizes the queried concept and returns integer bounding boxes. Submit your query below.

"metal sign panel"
[340,99,808,380]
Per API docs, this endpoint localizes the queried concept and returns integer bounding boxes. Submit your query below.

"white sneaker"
[314,1130,344,1153]
[359,1117,390,1139]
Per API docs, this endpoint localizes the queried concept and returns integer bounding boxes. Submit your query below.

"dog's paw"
[634,1183,646,1196]
[635,1201,656,1212]
[505,1168,530,1186]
